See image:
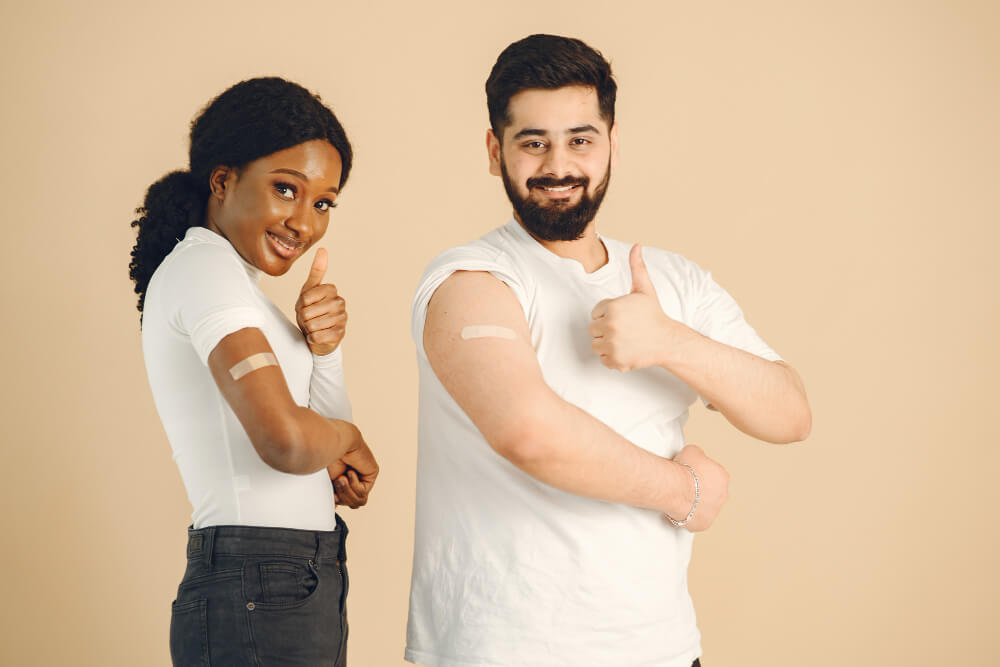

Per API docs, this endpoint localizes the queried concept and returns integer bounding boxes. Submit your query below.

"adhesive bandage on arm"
[228,352,279,381]
[461,325,517,341]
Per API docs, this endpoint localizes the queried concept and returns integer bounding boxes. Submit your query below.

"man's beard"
[500,158,611,242]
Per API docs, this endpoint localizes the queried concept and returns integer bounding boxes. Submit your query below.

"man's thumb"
[301,248,327,294]
[629,244,655,294]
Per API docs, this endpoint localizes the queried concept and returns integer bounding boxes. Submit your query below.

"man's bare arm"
[591,245,811,444]
[424,270,730,531]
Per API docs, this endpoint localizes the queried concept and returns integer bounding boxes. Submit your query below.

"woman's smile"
[266,230,305,259]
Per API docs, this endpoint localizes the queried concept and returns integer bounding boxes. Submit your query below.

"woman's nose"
[283,203,311,237]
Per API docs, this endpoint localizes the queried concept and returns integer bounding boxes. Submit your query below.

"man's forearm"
[661,327,811,443]
[494,388,693,517]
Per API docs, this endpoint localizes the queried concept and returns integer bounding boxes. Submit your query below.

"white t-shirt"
[406,219,781,667]
[142,226,352,530]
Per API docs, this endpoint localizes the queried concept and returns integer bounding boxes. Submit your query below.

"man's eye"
[523,141,546,150]
[315,199,337,212]
[571,137,590,146]
[275,183,296,199]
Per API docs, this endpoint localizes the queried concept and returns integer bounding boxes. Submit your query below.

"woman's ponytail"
[128,170,205,314]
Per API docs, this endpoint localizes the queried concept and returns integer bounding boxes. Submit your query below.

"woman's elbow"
[251,416,310,473]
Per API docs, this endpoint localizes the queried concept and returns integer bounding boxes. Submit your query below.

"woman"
[129,77,377,666]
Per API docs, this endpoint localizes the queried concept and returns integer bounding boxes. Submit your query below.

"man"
[405,34,810,667]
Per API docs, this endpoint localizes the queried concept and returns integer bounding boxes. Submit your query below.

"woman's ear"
[208,165,234,201]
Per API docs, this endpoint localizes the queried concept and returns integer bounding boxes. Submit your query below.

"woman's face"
[206,139,343,276]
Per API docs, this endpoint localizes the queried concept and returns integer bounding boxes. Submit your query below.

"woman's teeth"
[267,231,302,257]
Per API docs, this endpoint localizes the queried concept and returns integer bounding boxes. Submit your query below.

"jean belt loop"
[314,532,323,566]
[337,518,348,563]
[201,526,217,567]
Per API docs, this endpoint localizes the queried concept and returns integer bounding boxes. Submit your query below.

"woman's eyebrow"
[270,168,339,194]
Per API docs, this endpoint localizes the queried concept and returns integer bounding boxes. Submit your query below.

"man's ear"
[487,129,502,176]
[610,122,620,168]
[208,165,234,201]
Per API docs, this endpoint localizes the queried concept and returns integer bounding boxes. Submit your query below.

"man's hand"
[296,248,347,356]
[590,244,690,372]
[670,444,730,532]
[332,438,379,509]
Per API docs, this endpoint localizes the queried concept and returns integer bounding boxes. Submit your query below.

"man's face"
[488,85,618,241]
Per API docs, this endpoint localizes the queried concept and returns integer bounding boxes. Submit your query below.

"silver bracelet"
[666,462,699,527]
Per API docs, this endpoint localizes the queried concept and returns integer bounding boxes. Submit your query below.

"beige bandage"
[461,325,516,341]
[228,352,278,381]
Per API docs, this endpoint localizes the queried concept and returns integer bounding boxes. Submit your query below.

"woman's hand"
[332,439,379,509]
[296,248,347,356]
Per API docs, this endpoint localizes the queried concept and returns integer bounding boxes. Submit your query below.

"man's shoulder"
[601,235,702,278]
[420,223,519,277]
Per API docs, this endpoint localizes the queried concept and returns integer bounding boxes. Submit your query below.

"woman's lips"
[266,231,304,259]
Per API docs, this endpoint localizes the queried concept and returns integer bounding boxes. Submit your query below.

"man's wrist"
[661,458,695,516]
[664,462,699,527]
[655,319,698,370]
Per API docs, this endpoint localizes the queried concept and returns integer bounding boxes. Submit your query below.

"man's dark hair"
[485,34,617,139]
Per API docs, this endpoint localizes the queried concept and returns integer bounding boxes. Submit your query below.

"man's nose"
[540,143,573,179]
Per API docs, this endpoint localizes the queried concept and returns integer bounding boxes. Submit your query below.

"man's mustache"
[526,175,589,189]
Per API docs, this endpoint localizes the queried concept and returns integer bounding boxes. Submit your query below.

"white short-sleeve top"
[405,219,781,667]
[141,226,352,530]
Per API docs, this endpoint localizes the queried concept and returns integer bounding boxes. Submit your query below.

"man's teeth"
[542,185,576,192]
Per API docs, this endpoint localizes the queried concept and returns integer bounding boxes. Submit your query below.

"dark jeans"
[169,516,349,666]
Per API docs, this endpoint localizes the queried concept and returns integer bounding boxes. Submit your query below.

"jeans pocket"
[169,598,210,667]
[258,561,316,605]
[245,559,343,664]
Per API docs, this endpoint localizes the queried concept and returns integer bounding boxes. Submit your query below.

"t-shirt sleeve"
[411,245,528,359]
[685,259,782,363]
[309,346,353,422]
[159,244,266,365]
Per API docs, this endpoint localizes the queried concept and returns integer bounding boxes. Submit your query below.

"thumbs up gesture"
[295,248,348,356]
[590,244,679,372]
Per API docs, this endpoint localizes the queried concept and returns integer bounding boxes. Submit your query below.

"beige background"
[1,1,997,665]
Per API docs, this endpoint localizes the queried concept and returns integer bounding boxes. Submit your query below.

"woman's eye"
[315,199,337,212]
[275,183,296,199]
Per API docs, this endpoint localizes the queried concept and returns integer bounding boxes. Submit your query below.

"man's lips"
[531,183,583,200]
[266,231,305,259]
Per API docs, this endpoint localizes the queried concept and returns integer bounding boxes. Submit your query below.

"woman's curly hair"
[128,77,353,315]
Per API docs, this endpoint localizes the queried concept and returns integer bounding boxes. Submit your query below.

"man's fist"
[669,444,731,532]
[590,244,674,372]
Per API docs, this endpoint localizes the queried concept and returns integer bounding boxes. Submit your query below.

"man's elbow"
[491,417,556,468]
[776,399,812,444]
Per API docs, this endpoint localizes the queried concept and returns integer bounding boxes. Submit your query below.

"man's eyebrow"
[512,128,549,140]
[270,168,339,194]
[511,125,602,140]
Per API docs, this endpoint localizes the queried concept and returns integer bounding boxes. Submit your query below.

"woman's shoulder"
[153,231,246,288]
[146,229,257,322]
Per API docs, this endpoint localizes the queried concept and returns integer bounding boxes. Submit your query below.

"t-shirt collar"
[184,226,263,282]
[504,216,616,281]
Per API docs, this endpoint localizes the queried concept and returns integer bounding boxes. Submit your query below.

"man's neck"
[515,218,608,273]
